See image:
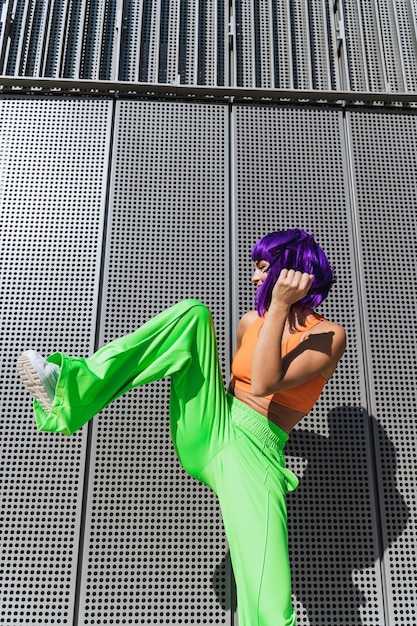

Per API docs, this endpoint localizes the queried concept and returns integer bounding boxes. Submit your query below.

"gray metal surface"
[232,0,336,89]
[0,97,113,624]
[0,5,416,626]
[1,0,416,94]
[347,110,417,626]
[0,0,228,86]
[232,104,386,625]
[1,95,416,626]
[341,0,417,92]
[75,101,231,626]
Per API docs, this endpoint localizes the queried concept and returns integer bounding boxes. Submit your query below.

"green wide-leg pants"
[32,299,299,626]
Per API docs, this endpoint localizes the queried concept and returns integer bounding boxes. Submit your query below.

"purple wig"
[251,229,336,316]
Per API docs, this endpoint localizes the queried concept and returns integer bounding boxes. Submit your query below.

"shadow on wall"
[212,407,410,625]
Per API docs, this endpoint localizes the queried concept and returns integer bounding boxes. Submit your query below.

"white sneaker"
[17,350,60,413]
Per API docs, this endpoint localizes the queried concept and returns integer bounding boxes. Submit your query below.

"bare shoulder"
[319,318,345,338]
[238,310,260,332]
[314,318,345,334]
[309,318,347,361]
[236,310,260,347]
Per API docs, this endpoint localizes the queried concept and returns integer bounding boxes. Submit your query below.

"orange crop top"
[231,314,327,413]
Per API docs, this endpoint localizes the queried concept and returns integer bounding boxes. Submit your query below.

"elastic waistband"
[227,393,289,451]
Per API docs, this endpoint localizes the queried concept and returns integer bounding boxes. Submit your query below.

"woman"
[18,228,346,626]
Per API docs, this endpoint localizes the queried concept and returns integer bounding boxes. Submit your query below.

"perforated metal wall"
[0,98,113,624]
[347,111,417,625]
[232,105,386,625]
[76,101,231,626]
[1,0,416,93]
[0,0,229,86]
[1,97,416,626]
[341,0,417,92]
[233,0,337,89]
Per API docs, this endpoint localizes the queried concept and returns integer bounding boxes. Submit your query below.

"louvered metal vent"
[1,0,416,92]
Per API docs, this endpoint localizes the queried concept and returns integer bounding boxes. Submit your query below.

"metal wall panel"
[118,0,144,81]
[272,0,293,88]
[341,0,417,92]
[0,98,113,624]
[396,0,417,91]
[141,0,169,83]
[177,0,197,84]
[347,111,416,625]
[232,105,386,625]
[341,0,371,91]
[196,0,226,85]
[64,1,90,79]
[118,0,228,85]
[1,94,416,626]
[377,0,406,91]
[3,0,30,75]
[1,0,228,86]
[2,0,416,95]
[233,0,336,89]
[83,0,107,79]
[75,101,231,626]
[309,0,336,89]
[288,0,313,89]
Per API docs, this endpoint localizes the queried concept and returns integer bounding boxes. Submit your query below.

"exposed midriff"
[229,314,327,420]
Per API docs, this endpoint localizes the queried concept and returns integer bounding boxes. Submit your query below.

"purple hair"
[251,229,336,317]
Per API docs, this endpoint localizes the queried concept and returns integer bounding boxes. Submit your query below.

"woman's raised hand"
[271,269,314,308]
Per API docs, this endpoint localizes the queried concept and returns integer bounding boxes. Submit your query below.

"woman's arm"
[251,269,346,396]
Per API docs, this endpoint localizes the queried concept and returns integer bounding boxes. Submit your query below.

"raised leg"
[26,299,232,478]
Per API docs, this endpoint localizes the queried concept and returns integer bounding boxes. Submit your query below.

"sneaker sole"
[17,353,53,413]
